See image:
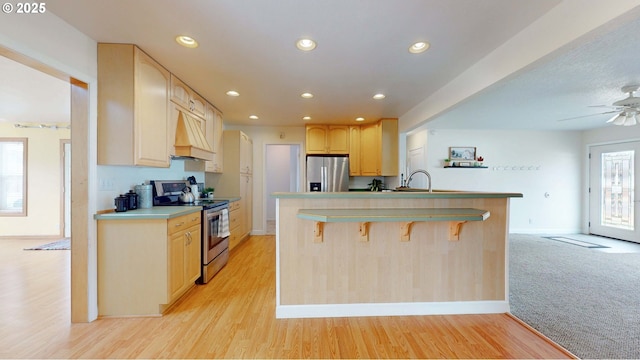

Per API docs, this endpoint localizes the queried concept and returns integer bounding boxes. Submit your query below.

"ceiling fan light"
[608,113,626,125]
[624,113,638,126]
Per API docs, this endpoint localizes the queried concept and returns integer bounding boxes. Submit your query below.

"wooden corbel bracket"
[449,220,467,241]
[314,222,324,243]
[359,222,370,242]
[400,221,415,242]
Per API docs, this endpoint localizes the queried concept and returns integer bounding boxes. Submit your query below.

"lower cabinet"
[228,200,242,250]
[97,211,201,316]
[168,214,201,301]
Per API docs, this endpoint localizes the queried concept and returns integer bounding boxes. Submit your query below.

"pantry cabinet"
[207,130,253,248]
[305,125,349,154]
[97,44,171,167]
[207,106,224,173]
[96,210,202,316]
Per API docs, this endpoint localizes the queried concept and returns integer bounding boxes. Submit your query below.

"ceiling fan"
[560,85,640,126]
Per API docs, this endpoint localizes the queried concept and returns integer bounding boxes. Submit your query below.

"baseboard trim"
[276,300,509,319]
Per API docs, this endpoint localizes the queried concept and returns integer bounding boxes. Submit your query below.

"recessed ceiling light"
[373,93,386,100]
[249,115,259,120]
[303,116,311,120]
[301,92,314,99]
[296,38,317,51]
[409,41,429,54]
[226,90,240,97]
[355,117,365,122]
[176,35,199,48]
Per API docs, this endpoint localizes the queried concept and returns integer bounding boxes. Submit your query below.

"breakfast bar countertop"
[272,190,523,199]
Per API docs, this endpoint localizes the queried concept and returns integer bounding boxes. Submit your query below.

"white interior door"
[589,141,640,243]
[407,146,426,188]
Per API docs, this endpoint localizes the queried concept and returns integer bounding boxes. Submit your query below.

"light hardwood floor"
[0,236,573,359]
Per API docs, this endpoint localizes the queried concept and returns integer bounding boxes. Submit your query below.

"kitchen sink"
[393,187,457,192]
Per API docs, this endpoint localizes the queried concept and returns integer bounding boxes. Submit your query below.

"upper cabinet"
[305,125,349,154]
[170,75,206,119]
[349,126,361,176]
[206,104,224,173]
[354,118,399,177]
[169,74,213,161]
[98,43,222,167]
[97,44,171,167]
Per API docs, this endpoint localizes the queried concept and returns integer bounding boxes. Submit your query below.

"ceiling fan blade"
[557,110,619,122]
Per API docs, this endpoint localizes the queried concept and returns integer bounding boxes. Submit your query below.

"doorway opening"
[1,47,92,322]
[265,144,300,235]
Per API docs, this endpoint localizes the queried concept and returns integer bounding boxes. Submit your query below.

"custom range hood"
[174,110,214,161]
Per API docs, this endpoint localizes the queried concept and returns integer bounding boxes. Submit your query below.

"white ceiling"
[3,1,640,131]
[0,55,70,125]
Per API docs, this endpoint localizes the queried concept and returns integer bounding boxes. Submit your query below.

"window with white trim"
[0,138,27,216]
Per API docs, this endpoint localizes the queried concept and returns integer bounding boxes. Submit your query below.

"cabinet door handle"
[175,222,185,228]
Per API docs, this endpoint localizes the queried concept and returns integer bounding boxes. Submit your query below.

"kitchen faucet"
[406,169,432,192]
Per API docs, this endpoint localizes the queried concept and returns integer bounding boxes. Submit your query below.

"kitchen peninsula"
[273,190,522,319]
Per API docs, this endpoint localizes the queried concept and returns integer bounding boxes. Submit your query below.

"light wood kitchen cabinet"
[349,126,361,176]
[240,131,253,174]
[206,106,224,173]
[97,43,171,167]
[359,122,380,176]
[359,118,398,176]
[228,201,242,250]
[241,173,253,238]
[96,211,201,316]
[168,213,201,301]
[207,130,253,247]
[170,74,206,119]
[305,125,349,154]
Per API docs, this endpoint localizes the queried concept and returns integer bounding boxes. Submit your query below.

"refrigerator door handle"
[321,166,326,192]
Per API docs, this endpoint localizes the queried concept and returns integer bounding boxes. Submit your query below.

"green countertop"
[297,208,490,222]
[94,206,201,220]
[213,196,241,202]
[273,190,523,199]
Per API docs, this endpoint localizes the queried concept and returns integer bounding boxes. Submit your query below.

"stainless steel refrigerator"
[306,155,349,192]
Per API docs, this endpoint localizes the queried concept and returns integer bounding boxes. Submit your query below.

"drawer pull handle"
[175,222,184,227]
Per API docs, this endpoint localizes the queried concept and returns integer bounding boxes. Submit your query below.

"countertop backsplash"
[96,159,204,211]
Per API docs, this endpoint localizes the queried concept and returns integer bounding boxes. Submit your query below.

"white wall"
[408,128,583,233]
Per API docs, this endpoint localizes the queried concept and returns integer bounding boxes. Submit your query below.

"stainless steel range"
[151,180,230,284]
